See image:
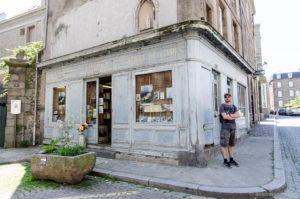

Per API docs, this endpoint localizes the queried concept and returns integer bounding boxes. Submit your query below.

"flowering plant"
[78,123,88,133]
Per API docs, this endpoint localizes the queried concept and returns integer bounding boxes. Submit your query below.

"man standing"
[219,93,240,167]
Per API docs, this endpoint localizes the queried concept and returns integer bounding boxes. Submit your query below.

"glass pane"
[136,71,173,123]
[53,87,66,122]
[86,81,97,126]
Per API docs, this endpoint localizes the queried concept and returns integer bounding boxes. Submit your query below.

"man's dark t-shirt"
[219,104,237,130]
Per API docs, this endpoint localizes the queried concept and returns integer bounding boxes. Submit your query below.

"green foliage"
[18,164,59,193]
[0,42,42,97]
[53,145,87,156]
[16,125,26,132]
[12,42,42,67]
[19,140,29,148]
[285,95,300,108]
[39,138,61,153]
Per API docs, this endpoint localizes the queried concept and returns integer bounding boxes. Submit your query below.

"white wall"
[50,0,177,58]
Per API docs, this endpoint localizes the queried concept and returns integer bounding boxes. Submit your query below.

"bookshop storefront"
[42,27,251,165]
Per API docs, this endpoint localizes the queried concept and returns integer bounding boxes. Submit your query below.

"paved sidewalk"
[0,147,42,165]
[0,117,286,198]
[92,117,286,198]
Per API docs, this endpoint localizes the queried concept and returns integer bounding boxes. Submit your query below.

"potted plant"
[31,116,96,184]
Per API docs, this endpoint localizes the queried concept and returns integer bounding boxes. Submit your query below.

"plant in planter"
[31,116,96,185]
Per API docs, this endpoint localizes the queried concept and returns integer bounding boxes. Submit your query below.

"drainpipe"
[33,0,49,145]
[238,0,245,57]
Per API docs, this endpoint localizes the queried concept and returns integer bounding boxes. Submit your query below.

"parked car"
[286,109,293,116]
[291,109,300,116]
[278,109,287,115]
[270,110,275,114]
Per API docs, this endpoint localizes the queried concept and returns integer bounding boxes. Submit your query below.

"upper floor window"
[138,0,155,31]
[289,81,293,87]
[278,100,283,107]
[296,90,300,96]
[206,4,213,25]
[27,26,35,43]
[233,20,239,52]
[290,90,294,97]
[277,82,281,88]
[276,74,281,79]
[278,91,282,97]
[218,1,227,39]
[288,73,292,78]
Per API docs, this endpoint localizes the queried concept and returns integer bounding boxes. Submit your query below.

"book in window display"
[136,71,173,123]
[58,92,65,105]
[141,85,153,104]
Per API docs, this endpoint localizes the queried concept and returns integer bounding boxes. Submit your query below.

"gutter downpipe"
[33,0,49,145]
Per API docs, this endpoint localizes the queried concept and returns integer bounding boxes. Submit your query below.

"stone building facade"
[35,0,257,166]
[254,24,269,119]
[0,2,46,147]
[270,72,300,110]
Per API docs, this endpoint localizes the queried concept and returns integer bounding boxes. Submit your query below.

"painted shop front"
[41,24,252,166]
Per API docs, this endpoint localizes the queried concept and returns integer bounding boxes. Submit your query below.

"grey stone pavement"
[273,116,300,199]
[0,117,286,198]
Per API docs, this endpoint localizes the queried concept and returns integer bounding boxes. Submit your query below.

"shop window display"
[53,87,66,122]
[86,81,97,126]
[136,71,173,123]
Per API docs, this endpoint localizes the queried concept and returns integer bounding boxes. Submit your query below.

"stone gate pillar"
[4,50,29,148]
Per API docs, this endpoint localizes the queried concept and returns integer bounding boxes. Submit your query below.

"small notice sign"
[11,100,21,114]
[40,157,47,166]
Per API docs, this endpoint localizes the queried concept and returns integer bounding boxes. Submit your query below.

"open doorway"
[98,76,112,144]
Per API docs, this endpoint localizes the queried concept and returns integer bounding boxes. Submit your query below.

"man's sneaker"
[229,160,240,167]
[223,161,231,168]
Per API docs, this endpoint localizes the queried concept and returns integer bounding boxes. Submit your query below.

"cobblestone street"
[274,116,300,199]
[0,163,213,199]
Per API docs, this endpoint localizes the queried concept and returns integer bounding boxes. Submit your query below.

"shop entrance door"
[212,71,221,145]
[98,76,112,144]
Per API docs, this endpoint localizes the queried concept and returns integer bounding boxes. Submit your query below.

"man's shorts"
[220,129,236,147]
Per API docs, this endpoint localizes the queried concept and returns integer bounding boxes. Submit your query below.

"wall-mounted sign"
[11,100,21,114]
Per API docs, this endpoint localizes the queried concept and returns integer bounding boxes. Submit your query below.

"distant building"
[270,72,300,110]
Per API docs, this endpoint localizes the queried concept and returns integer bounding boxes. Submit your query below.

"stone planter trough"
[31,152,96,184]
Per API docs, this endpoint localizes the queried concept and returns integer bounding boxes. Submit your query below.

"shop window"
[20,28,25,36]
[212,71,220,111]
[53,87,66,122]
[27,26,35,43]
[238,84,246,116]
[136,71,173,123]
[138,0,154,31]
[227,78,232,94]
[86,81,97,126]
